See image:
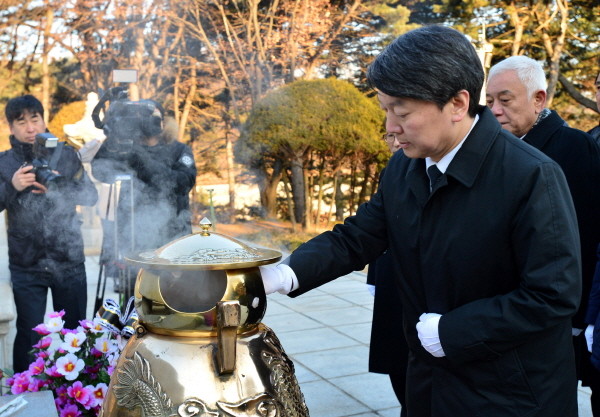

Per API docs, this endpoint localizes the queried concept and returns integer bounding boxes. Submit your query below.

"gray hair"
[367,25,484,117]
[488,56,547,98]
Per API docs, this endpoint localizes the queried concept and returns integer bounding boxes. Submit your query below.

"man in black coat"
[260,26,581,417]
[0,95,98,372]
[367,133,408,416]
[487,55,600,415]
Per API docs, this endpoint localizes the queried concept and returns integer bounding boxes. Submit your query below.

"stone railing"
[0,212,15,370]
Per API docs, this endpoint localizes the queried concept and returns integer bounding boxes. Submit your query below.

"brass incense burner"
[100,219,310,417]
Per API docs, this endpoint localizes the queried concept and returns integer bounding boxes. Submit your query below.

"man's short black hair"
[5,95,44,125]
[367,25,484,117]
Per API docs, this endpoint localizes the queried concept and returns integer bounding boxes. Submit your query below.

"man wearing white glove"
[261,26,581,417]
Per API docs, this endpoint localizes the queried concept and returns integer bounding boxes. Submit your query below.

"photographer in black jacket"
[0,95,98,372]
[91,99,196,293]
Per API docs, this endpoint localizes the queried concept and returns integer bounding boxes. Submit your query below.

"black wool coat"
[523,110,600,330]
[287,107,581,417]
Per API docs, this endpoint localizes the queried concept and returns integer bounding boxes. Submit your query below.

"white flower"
[94,336,117,354]
[56,353,85,381]
[45,316,64,333]
[60,332,87,353]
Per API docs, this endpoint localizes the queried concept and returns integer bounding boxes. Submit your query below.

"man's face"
[9,110,46,144]
[595,73,600,113]
[486,70,544,137]
[378,92,459,162]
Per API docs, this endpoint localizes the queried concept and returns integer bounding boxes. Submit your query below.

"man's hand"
[585,324,594,353]
[11,165,47,194]
[259,264,297,295]
[416,312,445,357]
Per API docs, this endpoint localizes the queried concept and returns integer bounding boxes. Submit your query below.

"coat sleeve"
[287,187,389,296]
[438,161,581,363]
[585,244,600,325]
[54,147,98,207]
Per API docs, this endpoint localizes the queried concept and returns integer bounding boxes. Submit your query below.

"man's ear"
[450,90,470,122]
[533,89,547,113]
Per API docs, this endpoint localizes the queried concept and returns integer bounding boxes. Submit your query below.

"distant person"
[588,71,600,145]
[260,26,581,416]
[367,132,408,416]
[486,55,600,415]
[0,95,98,372]
[91,99,196,294]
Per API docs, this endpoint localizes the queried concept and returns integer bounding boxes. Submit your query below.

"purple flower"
[59,403,81,417]
[28,357,46,375]
[67,381,92,406]
[10,372,32,394]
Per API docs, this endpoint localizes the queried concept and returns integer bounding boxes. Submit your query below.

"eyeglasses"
[382,133,399,144]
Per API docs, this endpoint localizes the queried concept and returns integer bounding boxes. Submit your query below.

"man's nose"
[490,102,504,117]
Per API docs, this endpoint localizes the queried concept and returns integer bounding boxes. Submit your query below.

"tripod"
[93,175,136,313]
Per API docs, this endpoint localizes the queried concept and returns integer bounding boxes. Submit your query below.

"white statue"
[63,92,106,162]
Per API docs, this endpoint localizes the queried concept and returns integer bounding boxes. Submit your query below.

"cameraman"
[91,99,196,292]
[0,95,98,372]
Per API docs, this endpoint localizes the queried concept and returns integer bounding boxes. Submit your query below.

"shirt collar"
[425,114,479,174]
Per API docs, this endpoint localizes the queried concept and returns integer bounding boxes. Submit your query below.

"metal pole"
[207,188,217,230]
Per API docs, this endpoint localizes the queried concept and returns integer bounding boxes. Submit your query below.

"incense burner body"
[100,223,310,417]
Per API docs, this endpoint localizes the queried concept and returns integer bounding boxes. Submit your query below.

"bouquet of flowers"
[1,300,135,417]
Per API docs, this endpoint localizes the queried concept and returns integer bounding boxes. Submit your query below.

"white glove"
[416,313,445,357]
[367,284,375,297]
[585,324,595,353]
[259,264,297,295]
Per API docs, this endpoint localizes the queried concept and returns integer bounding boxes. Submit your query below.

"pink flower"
[27,377,45,392]
[10,373,32,394]
[33,336,53,349]
[67,381,92,406]
[45,364,63,378]
[56,353,85,381]
[87,383,108,408]
[48,310,66,318]
[59,403,81,417]
[33,323,51,335]
[78,319,94,329]
[35,350,50,359]
[28,357,46,375]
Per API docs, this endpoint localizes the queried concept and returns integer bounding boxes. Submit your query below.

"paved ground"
[1,217,595,416]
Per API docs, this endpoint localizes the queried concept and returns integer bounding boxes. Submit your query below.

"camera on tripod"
[92,86,164,154]
[25,132,65,188]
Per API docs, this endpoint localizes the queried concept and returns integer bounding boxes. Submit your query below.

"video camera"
[26,132,65,188]
[92,86,164,154]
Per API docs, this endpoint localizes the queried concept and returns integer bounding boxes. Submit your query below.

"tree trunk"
[225,130,236,218]
[258,158,283,218]
[289,154,306,229]
[538,0,569,107]
[42,4,53,124]
[283,170,297,232]
[314,163,325,230]
[357,162,371,207]
[335,170,344,221]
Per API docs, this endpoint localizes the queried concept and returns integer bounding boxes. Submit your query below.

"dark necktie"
[427,164,443,192]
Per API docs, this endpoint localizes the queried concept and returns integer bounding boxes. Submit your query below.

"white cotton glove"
[259,264,298,295]
[416,313,445,357]
[367,284,376,297]
[585,325,595,353]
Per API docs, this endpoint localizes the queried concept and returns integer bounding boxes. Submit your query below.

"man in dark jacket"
[367,133,408,416]
[0,95,98,372]
[588,71,600,144]
[486,55,600,415]
[91,99,196,295]
[260,26,581,417]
